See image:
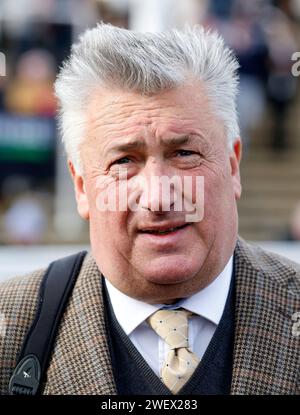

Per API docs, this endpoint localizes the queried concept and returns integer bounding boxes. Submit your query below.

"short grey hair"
[55,23,240,172]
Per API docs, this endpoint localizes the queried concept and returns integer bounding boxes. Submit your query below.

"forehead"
[85,82,224,143]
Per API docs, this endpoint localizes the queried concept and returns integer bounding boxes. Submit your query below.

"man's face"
[70,81,242,304]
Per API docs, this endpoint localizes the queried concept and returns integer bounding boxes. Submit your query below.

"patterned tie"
[147,308,200,394]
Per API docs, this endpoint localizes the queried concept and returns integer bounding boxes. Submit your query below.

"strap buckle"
[9,355,41,395]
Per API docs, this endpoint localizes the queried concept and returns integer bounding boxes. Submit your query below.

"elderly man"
[0,24,299,396]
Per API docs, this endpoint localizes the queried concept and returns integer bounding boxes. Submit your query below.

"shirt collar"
[105,255,233,335]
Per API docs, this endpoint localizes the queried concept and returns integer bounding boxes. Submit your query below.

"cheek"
[193,177,231,242]
[202,165,233,212]
[87,174,131,233]
[90,198,131,248]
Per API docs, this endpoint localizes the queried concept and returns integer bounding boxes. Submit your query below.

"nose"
[137,159,175,213]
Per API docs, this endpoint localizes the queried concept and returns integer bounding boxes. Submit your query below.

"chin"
[140,258,200,285]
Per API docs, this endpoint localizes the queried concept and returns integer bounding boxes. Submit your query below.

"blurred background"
[1,0,300,280]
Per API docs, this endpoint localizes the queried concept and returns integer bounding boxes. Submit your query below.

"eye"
[112,156,131,165]
[175,150,197,157]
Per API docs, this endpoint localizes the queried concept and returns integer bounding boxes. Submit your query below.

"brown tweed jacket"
[0,236,299,395]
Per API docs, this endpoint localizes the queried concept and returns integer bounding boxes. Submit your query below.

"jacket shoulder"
[0,268,45,395]
[236,236,300,291]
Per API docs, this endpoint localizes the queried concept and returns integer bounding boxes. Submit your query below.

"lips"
[139,223,190,235]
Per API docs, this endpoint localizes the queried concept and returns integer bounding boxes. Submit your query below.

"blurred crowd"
[0,0,300,244]
[205,0,300,151]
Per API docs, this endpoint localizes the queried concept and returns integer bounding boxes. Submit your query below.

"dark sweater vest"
[102,266,235,395]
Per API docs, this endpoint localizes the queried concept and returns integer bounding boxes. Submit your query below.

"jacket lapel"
[231,238,300,394]
[43,253,117,395]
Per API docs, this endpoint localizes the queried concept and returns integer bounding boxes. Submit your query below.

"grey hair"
[55,23,240,172]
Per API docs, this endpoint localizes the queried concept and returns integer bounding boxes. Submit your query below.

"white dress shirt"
[105,256,233,377]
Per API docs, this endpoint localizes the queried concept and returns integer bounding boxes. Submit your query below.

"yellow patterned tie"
[147,308,200,394]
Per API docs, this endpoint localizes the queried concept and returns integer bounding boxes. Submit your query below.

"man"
[0,24,299,395]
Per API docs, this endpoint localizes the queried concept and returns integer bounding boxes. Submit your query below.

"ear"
[229,138,242,200]
[68,160,90,220]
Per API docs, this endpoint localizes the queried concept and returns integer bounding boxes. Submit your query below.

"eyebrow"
[106,135,198,155]
[108,140,146,153]
[162,136,192,146]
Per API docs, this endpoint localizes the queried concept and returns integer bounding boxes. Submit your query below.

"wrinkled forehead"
[84,82,227,148]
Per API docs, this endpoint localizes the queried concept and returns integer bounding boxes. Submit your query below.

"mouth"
[139,223,190,236]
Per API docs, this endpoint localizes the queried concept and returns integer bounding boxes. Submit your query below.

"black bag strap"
[9,250,87,395]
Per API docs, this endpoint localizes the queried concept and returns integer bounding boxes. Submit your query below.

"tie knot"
[147,308,192,349]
